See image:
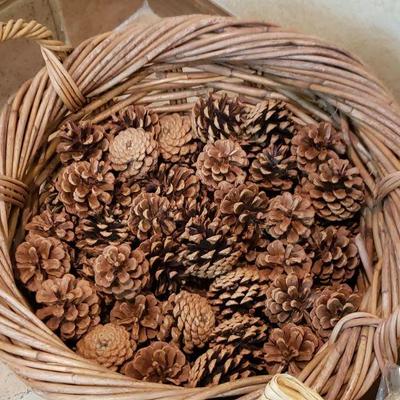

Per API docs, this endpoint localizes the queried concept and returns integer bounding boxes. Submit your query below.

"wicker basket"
[0,14,398,400]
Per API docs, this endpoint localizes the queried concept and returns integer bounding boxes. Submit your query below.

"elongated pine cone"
[16,234,71,292]
[310,284,361,338]
[196,139,248,189]
[93,244,150,300]
[36,274,100,340]
[158,291,216,354]
[266,192,315,243]
[77,323,133,370]
[122,342,189,385]
[263,323,319,375]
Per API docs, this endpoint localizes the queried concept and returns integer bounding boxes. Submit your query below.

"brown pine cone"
[266,192,315,243]
[93,244,150,300]
[309,225,359,284]
[263,323,319,375]
[303,158,365,221]
[291,122,346,173]
[158,291,216,354]
[208,266,268,318]
[56,160,115,217]
[192,93,246,143]
[110,294,162,344]
[256,240,312,281]
[310,284,361,339]
[36,274,100,340]
[265,273,313,325]
[122,342,189,385]
[196,139,248,190]
[16,234,72,292]
[38,178,61,213]
[77,323,133,370]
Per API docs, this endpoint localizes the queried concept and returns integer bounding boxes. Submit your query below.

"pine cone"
[110,294,162,344]
[93,244,150,300]
[122,342,189,385]
[159,113,198,162]
[256,240,312,281]
[303,158,365,221]
[16,234,72,292]
[38,178,61,213]
[56,160,115,217]
[192,93,246,143]
[265,273,313,325]
[266,192,315,243]
[36,274,100,340]
[309,225,359,284]
[196,139,248,190]
[263,323,319,375]
[77,323,133,370]
[158,291,216,354]
[291,122,346,173]
[208,266,268,318]
[310,284,361,339]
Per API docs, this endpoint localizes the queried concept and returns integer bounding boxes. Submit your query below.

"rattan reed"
[0,15,398,400]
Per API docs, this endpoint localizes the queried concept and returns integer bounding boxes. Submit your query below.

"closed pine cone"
[56,160,115,217]
[265,273,313,325]
[158,290,216,354]
[77,323,133,370]
[159,113,198,162]
[110,294,162,343]
[36,274,100,340]
[266,192,315,243]
[291,122,346,173]
[310,284,361,339]
[122,341,189,385]
[309,225,359,284]
[196,139,248,190]
[16,234,72,292]
[93,244,150,300]
[303,158,365,221]
[263,323,319,375]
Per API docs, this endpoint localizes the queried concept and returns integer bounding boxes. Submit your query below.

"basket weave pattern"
[0,15,399,400]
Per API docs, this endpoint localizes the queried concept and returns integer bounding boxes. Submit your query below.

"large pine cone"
[266,192,315,243]
[77,323,133,370]
[263,323,319,375]
[36,274,100,340]
[122,342,189,385]
[93,244,150,300]
[16,234,72,292]
[303,158,365,221]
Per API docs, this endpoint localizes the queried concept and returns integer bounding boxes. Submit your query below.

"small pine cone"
[38,179,61,213]
[208,266,268,318]
[291,122,346,173]
[93,244,150,300]
[77,323,133,370]
[158,291,216,354]
[159,113,198,162]
[196,139,248,189]
[56,160,115,217]
[310,284,361,339]
[36,274,100,340]
[249,144,298,191]
[109,128,158,180]
[57,121,108,164]
[266,192,315,243]
[256,240,312,280]
[122,342,189,385]
[265,273,313,325]
[263,323,319,375]
[192,93,246,143]
[303,158,365,221]
[16,234,72,292]
[110,294,162,344]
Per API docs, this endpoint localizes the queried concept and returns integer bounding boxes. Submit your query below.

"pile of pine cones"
[15,93,365,387]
